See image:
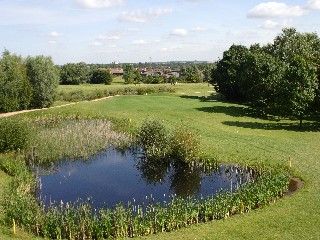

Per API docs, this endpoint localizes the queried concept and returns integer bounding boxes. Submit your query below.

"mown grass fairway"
[1,83,320,239]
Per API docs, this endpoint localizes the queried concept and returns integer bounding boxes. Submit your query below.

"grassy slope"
[1,83,320,239]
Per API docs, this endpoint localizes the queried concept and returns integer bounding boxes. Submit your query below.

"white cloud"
[132,39,147,45]
[119,8,173,23]
[48,40,57,44]
[247,2,308,18]
[50,31,62,37]
[170,28,188,37]
[260,19,279,28]
[307,0,320,10]
[97,34,120,40]
[259,19,294,29]
[76,0,123,9]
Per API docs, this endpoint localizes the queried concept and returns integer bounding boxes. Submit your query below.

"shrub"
[0,119,31,153]
[169,125,200,163]
[138,118,169,159]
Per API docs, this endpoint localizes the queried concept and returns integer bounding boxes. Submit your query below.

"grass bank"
[1,83,319,239]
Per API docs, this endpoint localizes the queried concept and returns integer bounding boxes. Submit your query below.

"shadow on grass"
[222,121,320,132]
[196,105,267,119]
[181,94,320,132]
[180,93,225,102]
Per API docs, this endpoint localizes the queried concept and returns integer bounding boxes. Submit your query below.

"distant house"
[109,68,124,76]
[141,70,163,76]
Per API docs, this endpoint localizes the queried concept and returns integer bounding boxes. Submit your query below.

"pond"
[35,148,254,209]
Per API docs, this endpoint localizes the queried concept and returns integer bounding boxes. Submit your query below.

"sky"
[0,0,319,64]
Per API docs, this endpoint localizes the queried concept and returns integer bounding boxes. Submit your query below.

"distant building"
[109,68,124,76]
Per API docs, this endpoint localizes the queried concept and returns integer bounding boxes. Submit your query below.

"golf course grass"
[0,83,319,239]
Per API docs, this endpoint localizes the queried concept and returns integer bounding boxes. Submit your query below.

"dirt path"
[0,96,115,118]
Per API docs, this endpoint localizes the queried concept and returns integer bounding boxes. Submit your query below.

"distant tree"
[123,65,135,84]
[90,68,113,84]
[153,75,165,84]
[26,55,59,108]
[185,65,202,83]
[0,50,32,112]
[60,62,90,85]
[203,63,215,83]
[134,70,142,85]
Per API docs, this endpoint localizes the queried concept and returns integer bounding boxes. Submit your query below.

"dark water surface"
[36,148,253,209]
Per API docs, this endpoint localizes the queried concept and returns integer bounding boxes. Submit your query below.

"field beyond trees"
[0,83,320,239]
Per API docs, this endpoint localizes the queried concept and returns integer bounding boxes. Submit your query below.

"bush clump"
[170,125,200,163]
[138,119,200,163]
[0,119,30,153]
[138,118,169,159]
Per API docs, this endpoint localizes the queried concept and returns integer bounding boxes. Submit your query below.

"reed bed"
[27,119,132,164]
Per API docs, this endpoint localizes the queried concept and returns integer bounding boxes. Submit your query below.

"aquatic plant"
[0,161,290,239]
[27,119,132,164]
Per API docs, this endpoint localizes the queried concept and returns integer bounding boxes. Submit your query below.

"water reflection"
[36,148,254,209]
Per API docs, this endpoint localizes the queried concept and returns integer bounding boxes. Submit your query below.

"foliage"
[26,55,59,108]
[59,62,90,85]
[212,28,320,125]
[211,44,250,102]
[0,118,31,153]
[180,65,203,83]
[27,119,131,164]
[0,50,32,113]
[169,125,200,163]
[123,65,135,84]
[90,68,113,85]
[138,118,169,159]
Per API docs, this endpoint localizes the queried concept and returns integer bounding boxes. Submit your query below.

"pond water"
[36,148,253,209]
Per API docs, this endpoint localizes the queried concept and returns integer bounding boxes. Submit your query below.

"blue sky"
[0,0,319,64]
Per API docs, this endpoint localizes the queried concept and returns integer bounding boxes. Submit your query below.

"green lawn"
[1,83,320,239]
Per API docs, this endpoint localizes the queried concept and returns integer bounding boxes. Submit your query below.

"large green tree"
[0,50,32,112]
[211,44,250,102]
[212,28,320,127]
[60,62,90,85]
[279,55,318,128]
[123,65,135,84]
[26,55,59,108]
[90,68,113,84]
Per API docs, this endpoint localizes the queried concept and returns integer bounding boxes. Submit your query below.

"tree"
[211,44,250,102]
[134,69,142,85]
[60,62,90,85]
[278,55,318,128]
[26,55,59,108]
[90,68,113,84]
[203,63,215,83]
[123,65,135,84]
[269,28,320,125]
[240,50,286,111]
[0,50,32,112]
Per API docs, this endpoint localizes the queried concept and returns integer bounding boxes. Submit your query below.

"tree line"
[210,28,320,128]
[59,63,112,85]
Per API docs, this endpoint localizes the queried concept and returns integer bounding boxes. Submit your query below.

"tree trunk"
[299,113,303,129]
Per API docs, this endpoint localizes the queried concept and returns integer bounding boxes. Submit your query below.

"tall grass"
[27,119,132,165]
